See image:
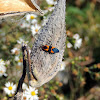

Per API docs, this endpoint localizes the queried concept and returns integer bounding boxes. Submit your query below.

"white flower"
[73,34,80,40]
[15,56,22,66]
[3,73,8,77]
[60,61,66,71]
[46,0,57,5]
[5,60,10,65]
[3,82,16,95]
[22,92,29,100]
[0,65,6,77]
[48,7,55,12]
[17,38,29,44]
[23,86,39,100]
[74,38,82,49]
[20,21,30,28]
[15,56,20,61]
[22,83,28,90]
[31,24,41,36]
[26,14,37,22]
[11,48,20,54]
[31,19,38,24]
[67,42,72,48]
[0,59,6,77]
[0,59,5,66]
[73,34,82,49]
[42,16,48,26]
[18,62,22,66]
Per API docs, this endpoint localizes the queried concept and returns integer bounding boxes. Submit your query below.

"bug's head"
[42,45,48,49]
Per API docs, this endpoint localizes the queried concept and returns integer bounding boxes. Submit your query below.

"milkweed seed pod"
[0,0,44,18]
[30,0,66,87]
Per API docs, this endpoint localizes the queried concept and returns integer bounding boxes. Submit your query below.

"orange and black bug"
[42,45,59,54]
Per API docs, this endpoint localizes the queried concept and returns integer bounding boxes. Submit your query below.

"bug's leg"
[31,0,44,15]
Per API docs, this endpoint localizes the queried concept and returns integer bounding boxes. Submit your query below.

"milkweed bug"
[42,45,59,54]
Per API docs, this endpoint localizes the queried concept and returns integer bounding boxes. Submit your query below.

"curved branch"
[13,45,27,100]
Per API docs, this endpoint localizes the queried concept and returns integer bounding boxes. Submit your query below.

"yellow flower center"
[31,91,36,96]
[0,59,3,63]
[72,69,78,76]
[0,70,3,73]
[15,50,19,55]
[23,96,27,100]
[8,86,13,90]
[30,16,35,19]
[18,59,20,62]
[35,29,38,32]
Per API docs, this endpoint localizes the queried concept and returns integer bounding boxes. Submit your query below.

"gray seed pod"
[30,0,66,87]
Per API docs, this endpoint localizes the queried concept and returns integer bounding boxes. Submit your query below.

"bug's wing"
[30,0,66,87]
[52,48,59,53]
[51,46,55,49]
[0,0,43,18]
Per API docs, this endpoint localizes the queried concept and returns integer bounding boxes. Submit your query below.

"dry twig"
[14,45,27,100]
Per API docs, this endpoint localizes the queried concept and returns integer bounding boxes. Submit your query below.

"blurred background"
[0,0,100,100]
